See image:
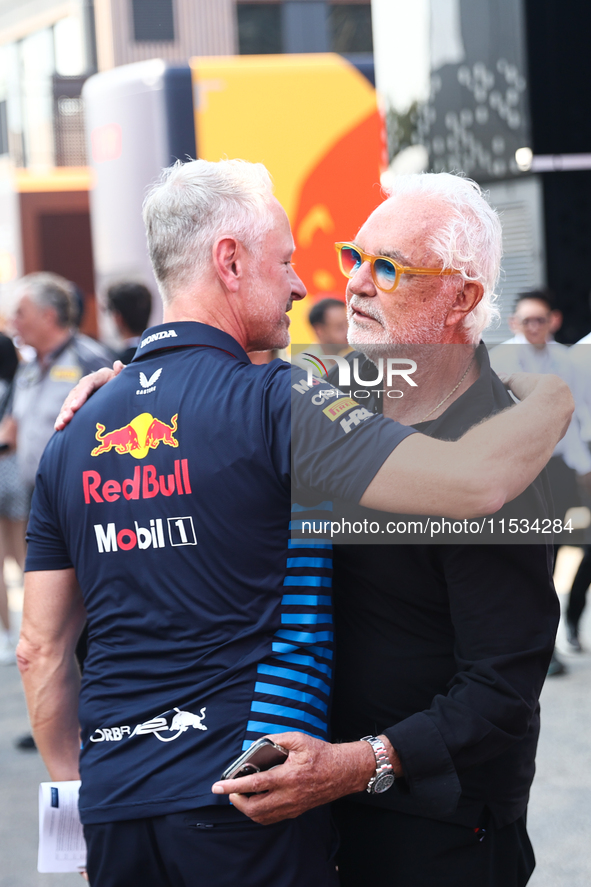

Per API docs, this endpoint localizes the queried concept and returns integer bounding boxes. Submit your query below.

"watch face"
[373,773,395,793]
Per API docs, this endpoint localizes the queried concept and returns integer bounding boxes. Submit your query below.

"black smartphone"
[221,737,288,781]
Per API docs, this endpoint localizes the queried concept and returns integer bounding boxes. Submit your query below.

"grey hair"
[143,159,276,303]
[15,272,76,328]
[383,173,503,341]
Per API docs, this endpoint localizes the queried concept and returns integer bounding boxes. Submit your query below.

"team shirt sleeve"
[265,364,417,503]
[25,451,73,572]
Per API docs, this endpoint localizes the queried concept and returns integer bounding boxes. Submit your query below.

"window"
[53,76,88,166]
[238,3,282,54]
[132,0,175,42]
[329,4,373,54]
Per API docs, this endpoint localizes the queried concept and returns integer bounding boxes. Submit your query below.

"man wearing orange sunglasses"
[215,173,558,887]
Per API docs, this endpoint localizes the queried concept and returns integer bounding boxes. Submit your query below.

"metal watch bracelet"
[360,735,395,794]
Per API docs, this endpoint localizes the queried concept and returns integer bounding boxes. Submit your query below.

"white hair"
[15,272,76,328]
[383,173,503,341]
[143,159,276,303]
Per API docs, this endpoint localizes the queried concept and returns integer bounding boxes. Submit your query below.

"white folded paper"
[38,781,87,873]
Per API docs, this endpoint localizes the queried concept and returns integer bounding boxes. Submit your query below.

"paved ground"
[1,551,590,886]
[528,547,591,887]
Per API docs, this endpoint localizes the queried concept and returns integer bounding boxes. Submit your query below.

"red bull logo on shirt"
[83,460,192,504]
[91,413,178,459]
[89,706,207,744]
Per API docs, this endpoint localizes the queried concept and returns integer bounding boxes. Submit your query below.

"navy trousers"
[84,804,338,887]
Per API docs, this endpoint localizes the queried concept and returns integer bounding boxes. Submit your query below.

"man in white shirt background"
[491,291,591,503]
[491,291,591,673]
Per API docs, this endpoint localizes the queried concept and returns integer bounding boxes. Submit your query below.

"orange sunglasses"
[335,242,460,293]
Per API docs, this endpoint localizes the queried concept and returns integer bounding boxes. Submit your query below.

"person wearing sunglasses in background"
[212,174,562,887]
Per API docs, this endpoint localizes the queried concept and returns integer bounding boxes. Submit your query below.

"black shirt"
[329,346,559,828]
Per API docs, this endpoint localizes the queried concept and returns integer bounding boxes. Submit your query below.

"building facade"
[0,0,373,331]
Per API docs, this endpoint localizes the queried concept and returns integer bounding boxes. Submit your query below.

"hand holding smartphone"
[221,737,288,783]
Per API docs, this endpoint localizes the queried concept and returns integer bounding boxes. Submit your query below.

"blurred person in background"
[0,273,111,743]
[0,332,27,665]
[0,273,112,501]
[491,291,591,508]
[308,297,349,355]
[107,281,153,364]
[565,545,591,652]
[491,292,591,675]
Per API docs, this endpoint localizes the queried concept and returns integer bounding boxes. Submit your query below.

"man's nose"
[347,260,375,296]
[290,267,307,301]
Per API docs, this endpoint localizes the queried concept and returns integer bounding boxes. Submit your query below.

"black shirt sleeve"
[383,544,559,816]
[287,366,417,502]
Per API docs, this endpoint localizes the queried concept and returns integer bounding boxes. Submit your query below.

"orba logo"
[92,413,178,459]
[89,706,207,744]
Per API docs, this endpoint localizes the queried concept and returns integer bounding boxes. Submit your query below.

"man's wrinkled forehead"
[356,194,449,259]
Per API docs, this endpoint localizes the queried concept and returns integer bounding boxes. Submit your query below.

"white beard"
[347,295,450,360]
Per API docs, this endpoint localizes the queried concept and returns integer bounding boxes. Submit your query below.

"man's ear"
[444,281,484,328]
[42,305,60,329]
[549,309,563,335]
[212,237,244,293]
[508,314,519,334]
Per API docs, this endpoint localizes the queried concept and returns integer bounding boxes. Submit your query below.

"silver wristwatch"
[361,735,395,794]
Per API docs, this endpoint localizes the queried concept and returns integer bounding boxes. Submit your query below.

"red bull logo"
[92,413,178,459]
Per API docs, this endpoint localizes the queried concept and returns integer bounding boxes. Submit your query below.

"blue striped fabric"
[251,701,327,731]
[281,594,332,606]
[242,502,334,751]
[270,649,332,675]
[291,501,333,512]
[243,722,324,747]
[286,557,332,569]
[288,540,331,549]
[280,613,333,624]
[254,683,328,714]
[257,663,330,694]
[283,576,332,587]
[275,629,334,644]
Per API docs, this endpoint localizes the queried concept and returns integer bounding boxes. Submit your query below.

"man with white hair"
[1,272,111,499]
[19,162,570,887]
[214,174,558,887]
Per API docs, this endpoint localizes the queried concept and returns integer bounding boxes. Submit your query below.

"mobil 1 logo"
[94,515,197,553]
[168,516,197,546]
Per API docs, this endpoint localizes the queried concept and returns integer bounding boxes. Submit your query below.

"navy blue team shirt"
[26,322,415,825]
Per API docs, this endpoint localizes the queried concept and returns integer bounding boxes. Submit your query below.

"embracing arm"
[57,366,573,519]
[54,362,124,430]
[16,569,87,780]
[362,373,573,517]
